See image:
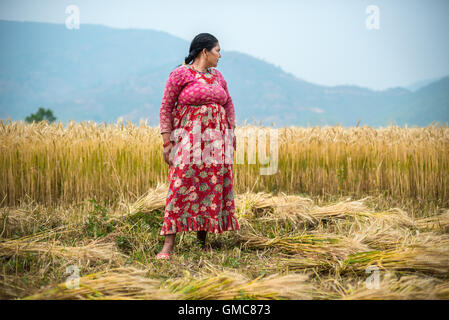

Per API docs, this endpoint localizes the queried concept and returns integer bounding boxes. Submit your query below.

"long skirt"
[160,102,240,235]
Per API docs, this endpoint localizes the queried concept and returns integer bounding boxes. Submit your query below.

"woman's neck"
[190,61,209,73]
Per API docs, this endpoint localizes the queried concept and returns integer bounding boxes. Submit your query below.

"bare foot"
[158,249,173,255]
[158,234,175,255]
[158,243,174,255]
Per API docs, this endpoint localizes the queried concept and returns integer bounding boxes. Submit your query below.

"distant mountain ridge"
[0,19,448,127]
[405,76,445,92]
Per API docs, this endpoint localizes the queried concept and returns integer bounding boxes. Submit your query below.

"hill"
[0,20,447,127]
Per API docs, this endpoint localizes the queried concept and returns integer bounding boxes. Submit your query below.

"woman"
[156,33,240,260]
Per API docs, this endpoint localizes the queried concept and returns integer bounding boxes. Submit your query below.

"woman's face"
[206,44,221,67]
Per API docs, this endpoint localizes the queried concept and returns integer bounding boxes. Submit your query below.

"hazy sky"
[1,0,448,90]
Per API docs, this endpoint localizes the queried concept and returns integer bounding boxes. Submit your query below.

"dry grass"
[1,189,448,300]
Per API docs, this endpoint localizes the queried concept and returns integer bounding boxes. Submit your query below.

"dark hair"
[176,33,219,67]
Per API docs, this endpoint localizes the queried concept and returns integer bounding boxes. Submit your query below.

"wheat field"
[0,119,448,300]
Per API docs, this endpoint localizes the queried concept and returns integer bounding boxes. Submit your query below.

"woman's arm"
[216,71,236,130]
[161,132,172,145]
[159,66,189,140]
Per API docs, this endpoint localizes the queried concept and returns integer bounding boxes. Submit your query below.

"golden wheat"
[1,120,447,211]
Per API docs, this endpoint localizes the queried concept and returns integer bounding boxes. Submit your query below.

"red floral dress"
[159,64,240,235]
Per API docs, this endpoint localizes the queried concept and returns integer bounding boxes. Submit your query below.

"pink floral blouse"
[159,65,235,134]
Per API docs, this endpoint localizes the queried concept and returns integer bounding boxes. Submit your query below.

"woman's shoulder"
[210,67,222,76]
[211,68,227,85]
[211,68,226,81]
[168,65,195,81]
[170,64,190,75]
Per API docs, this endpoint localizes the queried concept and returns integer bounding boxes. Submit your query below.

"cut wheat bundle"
[340,272,449,300]
[359,222,449,250]
[415,210,449,232]
[235,230,369,264]
[340,246,449,276]
[0,228,126,265]
[240,195,416,230]
[23,267,179,300]
[116,183,168,218]
[161,268,312,300]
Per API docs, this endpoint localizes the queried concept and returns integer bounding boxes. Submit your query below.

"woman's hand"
[163,142,174,167]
